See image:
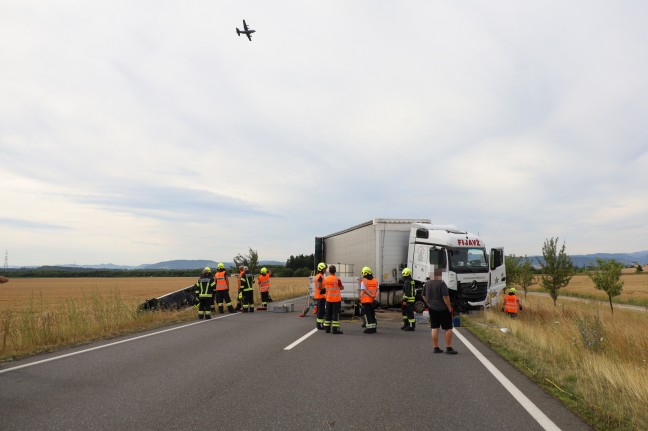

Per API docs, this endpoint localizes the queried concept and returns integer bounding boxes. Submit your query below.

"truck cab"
[407,224,506,312]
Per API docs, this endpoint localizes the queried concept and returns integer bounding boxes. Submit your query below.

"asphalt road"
[0,299,591,431]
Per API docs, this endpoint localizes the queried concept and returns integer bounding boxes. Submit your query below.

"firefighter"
[215,263,235,313]
[502,287,523,317]
[312,262,327,329]
[257,267,272,310]
[238,265,255,313]
[360,266,379,334]
[323,265,345,334]
[401,267,416,331]
[194,267,216,320]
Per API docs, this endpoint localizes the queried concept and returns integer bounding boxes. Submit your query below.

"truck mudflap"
[139,285,197,311]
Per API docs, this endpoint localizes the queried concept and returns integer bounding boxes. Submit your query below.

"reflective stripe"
[215,271,228,290]
[258,274,271,292]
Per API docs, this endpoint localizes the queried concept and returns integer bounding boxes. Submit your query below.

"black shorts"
[429,309,453,330]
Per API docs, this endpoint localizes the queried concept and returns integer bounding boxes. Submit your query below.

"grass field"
[466,294,648,430]
[0,276,310,361]
[525,271,648,307]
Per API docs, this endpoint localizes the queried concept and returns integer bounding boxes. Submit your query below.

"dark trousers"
[362,302,377,329]
[261,291,269,307]
[316,298,326,326]
[215,290,233,312]
[402,302,415,326]
[198,297,212,319]
[242,289,254,311]
[324,301,341,330]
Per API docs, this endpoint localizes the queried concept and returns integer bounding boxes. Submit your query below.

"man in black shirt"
[423,268,457,354]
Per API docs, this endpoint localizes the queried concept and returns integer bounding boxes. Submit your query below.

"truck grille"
[458,281,488,302]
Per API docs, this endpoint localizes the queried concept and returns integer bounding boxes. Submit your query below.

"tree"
[505,254,523,288]
[286,254,315,271]
[233,247,259,274]
[538,237,573,306]
[518,258,535,299]
[588,258,624,315]
[637,265,644,273]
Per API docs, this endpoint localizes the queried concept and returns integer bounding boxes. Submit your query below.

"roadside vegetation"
[464,295,648,430]
[0,277,309,362]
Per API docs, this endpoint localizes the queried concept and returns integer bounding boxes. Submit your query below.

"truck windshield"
[448,248,488,273]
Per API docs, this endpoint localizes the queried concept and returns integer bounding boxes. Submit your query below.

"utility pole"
[3,250,7,270]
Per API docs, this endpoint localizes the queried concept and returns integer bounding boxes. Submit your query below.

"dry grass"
[466,296,648,430]
[525,272,648,306]
[0,276,310,361]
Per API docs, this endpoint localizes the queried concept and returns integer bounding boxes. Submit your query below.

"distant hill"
[44,259,286,270]
[527,251,648,267]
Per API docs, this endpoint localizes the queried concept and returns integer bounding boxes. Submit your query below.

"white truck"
[309,218,506,314]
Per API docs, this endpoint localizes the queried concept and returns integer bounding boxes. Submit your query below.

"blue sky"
[1,1,647,266]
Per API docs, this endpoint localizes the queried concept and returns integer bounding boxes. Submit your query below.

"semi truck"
[310,218,506,314]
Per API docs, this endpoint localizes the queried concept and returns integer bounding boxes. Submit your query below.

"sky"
[1,1,647,267]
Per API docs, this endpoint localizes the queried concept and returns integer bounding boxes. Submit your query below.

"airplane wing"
[243,20,248,31]
[246,32,252,41]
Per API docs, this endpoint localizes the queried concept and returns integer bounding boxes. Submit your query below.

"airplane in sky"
[236,20,255,41]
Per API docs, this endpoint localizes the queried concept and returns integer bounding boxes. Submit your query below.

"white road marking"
[0,313,237,374]
[284,328,319,350]
[454,330,561,431]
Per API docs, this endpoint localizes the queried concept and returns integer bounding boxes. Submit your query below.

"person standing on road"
[238,266,255,313]
[423,268,457,354]
[257,267,272,310]
[360,266,379,334]
[215,263,236,313]
[401,268,416,331]
[313,262,327,329]
[323,265,344,334]
[502,287,523,317]
[195,267,216,320]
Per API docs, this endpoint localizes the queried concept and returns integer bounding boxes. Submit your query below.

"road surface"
[0,299,590,430]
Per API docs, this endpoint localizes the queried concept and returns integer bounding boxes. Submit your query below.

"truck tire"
[413,299,426,314]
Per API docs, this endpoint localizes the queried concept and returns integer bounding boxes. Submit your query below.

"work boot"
[316,322,323,330]
[242,308,248,313]
[218,306,224,314]
[325,327,331,333]
[411,322,416,331]
[227,305,235,313]
[249,308,254,313]
[401,322,409,331]
[333,327,343,335]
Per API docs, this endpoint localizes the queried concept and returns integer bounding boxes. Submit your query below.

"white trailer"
[311,218,506,314]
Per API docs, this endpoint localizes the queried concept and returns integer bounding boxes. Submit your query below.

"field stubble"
[467,295,648,430]
[0,277,310,361]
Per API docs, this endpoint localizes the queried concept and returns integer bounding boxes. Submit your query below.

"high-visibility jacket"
[403,277,416,303]
[360,277,378,304]
[313,273,325,299]
[324,275,342,302]
[215,271,229,291]
[195,276,216,298]
[503,293,520,314]
[258,274,271,292]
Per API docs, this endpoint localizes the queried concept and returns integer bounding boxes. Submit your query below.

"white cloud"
[1,1,647,266]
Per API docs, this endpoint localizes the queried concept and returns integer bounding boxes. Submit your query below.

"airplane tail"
[236,28,241,36]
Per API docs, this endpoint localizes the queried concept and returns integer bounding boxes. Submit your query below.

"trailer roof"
[319,218,431,239]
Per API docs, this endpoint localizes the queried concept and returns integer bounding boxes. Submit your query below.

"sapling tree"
[538,237,573,306]
[588,258,624,315]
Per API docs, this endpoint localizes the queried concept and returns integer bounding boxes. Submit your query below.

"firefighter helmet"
[317,262,326,271]
[361,266,372,276]
[217,262,225,270]
[203,267,211,273]
[509,287,516,294]
[402,268,412,277]
[261,267,268,274]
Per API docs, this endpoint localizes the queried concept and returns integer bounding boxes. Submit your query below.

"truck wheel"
[413,300,426,314]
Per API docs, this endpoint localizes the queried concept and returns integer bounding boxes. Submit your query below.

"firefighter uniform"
[214,263,235,314]
[313,263,327,330]
[323,265,344,334]
[258,268,272,310]
[195,267,216,319]
[360,267,379,334]
[239,267,255,313]
[401,268,416,331]
[502,288,522,317]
